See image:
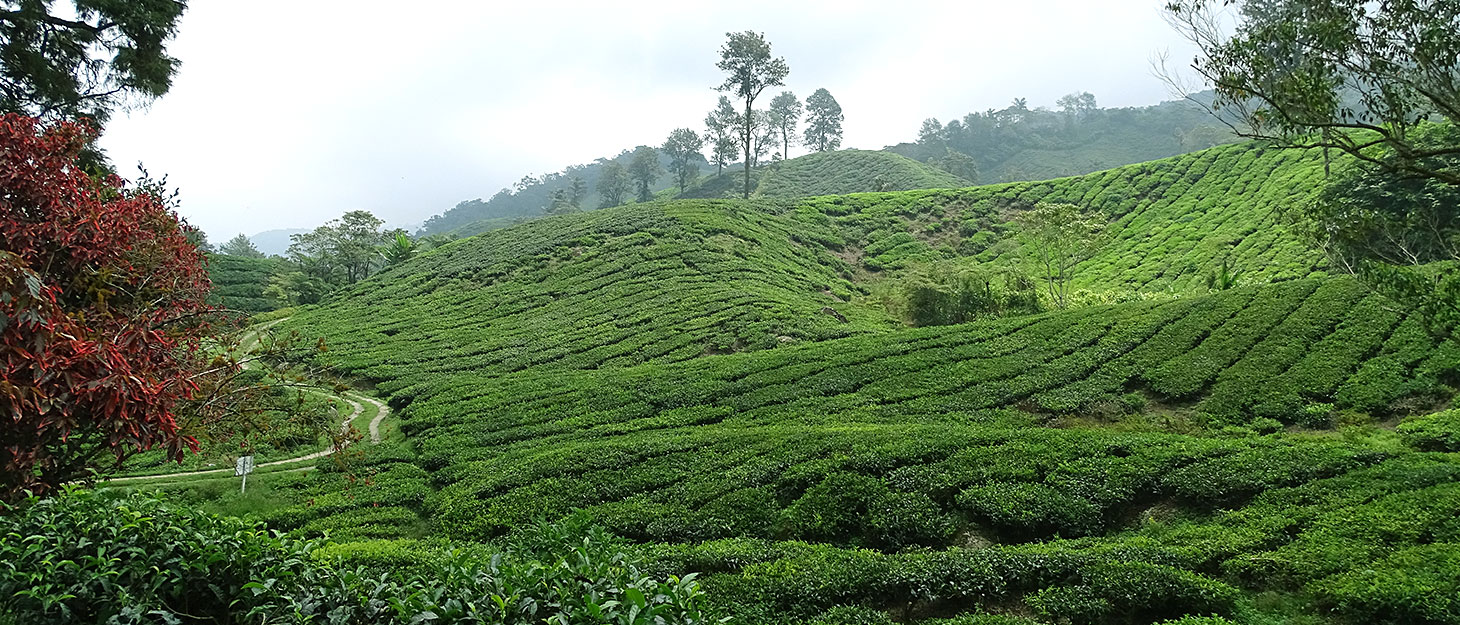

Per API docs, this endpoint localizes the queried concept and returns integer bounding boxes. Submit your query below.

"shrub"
[0,489,719,625]
[957,483,1102,540]
[1397,409,1460,452]
[1313,543,1460,625]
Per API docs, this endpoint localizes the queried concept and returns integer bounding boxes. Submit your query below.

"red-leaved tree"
[0,114,214,500]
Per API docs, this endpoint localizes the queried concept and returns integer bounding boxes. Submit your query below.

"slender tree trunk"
[743,100,753,199]
[782,126,790,161]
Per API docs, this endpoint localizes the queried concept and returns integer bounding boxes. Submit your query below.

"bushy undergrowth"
[0,489,715,625]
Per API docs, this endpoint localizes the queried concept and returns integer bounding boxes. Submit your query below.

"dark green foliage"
[0,489,717,625]
[1398,409,1460,452]
[0,0,187,124]
[1312,543,1460,625]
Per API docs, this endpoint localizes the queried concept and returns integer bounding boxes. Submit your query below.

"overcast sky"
[99,1,1200,240]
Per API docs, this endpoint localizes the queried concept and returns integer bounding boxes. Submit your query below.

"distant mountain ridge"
[247,228,309,256]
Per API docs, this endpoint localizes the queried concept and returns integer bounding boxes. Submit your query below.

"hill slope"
[206,253,287,314]
[246,141,1460,625]
[799,140,1328,293]
[753,150,969,198]
[283,201,894,393]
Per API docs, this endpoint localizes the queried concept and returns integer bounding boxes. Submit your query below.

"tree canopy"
[803,88,844,152]
[716,31,789,198]
[1163,0,1460,186]
[219,233,265,258]
[662,128,704,193]
[0,1,188,123]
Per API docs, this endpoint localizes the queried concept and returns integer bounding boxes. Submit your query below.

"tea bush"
[0,489,717,625]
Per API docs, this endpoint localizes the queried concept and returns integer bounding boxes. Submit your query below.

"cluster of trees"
[709,31,844,198]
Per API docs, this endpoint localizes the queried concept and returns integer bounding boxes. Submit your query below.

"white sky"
[99,1,1200,240]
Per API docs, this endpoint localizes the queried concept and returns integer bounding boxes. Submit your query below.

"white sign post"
[235,455,255,493]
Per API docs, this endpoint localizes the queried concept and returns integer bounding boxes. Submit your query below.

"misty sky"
[99,1,1201,240]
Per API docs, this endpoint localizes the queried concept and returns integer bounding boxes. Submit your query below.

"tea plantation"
[752,150,971,198]
[32,140,1460,625]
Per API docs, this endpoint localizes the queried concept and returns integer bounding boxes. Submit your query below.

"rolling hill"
[164,140,1460,625]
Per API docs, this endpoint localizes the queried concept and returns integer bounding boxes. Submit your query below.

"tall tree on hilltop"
[628,146,663,203]
[803,88,843,152]
[1163,0,1460,330]
[716,31,789,199]
[0,1,188,124]
[220,233,265,258]
[768,91,802,160]
[662,128,705,194]
[918,118,945,155]
[596,160,629,208]
[704,95,741,176]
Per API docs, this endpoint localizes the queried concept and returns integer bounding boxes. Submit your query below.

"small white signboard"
[235,455,255,493]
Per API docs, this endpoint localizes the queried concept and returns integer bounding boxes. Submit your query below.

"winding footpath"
[106,317,390,485]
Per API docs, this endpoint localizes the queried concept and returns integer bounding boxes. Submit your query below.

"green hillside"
[206,253,287,314]
[258,277,1459,625]
[800,141,1327,293]
[158,141,1460,625]
[283,201,894,391]
[754,150,969,198]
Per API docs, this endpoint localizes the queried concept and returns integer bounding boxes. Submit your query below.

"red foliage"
[0,114,214,499]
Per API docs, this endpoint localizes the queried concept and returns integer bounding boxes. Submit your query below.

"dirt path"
[106,317,390,485]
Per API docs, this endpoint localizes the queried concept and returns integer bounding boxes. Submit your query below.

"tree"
[546,189,578,216]
[1056,92,1097,119]
[285,210,388,287]
[1163,0,1460,329]
[219,233,265,258]
[333,210,386,284]
[803,88,844,152]
[628,146,663,203]
[749,109,778,167]
[1297,129,1460,329]
[705,95,741,176]
[768,91,802,160]
[597,160,630,208]
[0,114,211,499]
[569,175,588,208]
[0,1,188,124]
[662,128,704,194]
[1016,202,1106,309]
[918,118,945,151]
[930,148,979,183]
[716,31,789,199]
[1161,0,1460,186]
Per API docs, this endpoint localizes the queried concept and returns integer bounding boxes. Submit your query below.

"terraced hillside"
[244,140,1460,625]
[260,277,1460,625]
[797,141,1328,292]
[282,201,896,391]
[753,150,969,198]
[206,253,287,314]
